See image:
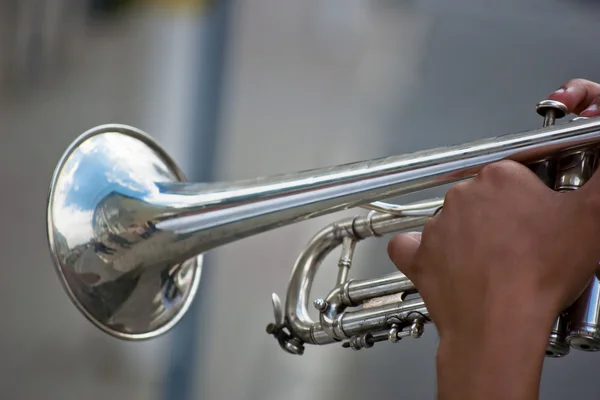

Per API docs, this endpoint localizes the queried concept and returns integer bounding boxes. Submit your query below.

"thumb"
[387,232,422,279]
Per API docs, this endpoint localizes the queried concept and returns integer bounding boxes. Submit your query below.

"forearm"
[435,326,549,400]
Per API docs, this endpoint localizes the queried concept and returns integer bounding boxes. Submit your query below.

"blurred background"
[3,0,600,399]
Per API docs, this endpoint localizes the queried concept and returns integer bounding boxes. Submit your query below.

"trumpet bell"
[46,124,202,340]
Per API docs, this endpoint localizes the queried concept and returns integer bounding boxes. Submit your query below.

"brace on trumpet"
[46,99,600,358]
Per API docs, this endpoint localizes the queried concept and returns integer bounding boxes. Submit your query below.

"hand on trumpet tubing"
[46,78,600,370]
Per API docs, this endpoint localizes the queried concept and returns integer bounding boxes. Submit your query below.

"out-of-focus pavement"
[0,5,194,399]
[4,1,600,399]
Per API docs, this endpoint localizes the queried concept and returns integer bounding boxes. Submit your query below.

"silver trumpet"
[47,100,600,358]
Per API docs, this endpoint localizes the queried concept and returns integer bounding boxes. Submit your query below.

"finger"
[478,159,559,195]
[547,78,600,116]
[387,232,422,278]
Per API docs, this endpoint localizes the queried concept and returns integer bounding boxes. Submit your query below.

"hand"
[389,161,600,341]
[548,78,600,117]
[386,78,600,399]
[390,162,600,399]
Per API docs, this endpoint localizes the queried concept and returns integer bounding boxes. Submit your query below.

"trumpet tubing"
[46,99,600,358]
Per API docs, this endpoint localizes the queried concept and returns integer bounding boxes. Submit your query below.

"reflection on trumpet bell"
[45,101,600,359]
[46,125,203,339]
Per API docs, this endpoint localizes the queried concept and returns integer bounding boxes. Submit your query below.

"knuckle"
[444,181,470,206]
[478,160,521,181]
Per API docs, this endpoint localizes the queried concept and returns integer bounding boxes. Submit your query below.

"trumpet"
[47,99,600,359]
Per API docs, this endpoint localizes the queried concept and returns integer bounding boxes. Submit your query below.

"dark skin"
[387,78,600,400]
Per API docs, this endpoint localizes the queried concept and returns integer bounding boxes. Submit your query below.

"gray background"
[3,0,600,399]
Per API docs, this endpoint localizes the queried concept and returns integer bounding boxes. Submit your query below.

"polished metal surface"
[536,99,568,127]
[47,124,202,340]
[47,101,600,354]
[567,276,600,351]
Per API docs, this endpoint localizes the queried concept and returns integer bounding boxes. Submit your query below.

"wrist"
[436,319,550,400]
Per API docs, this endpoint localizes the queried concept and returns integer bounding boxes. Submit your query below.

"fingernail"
[583,104,599,113]
[554,88,566,94]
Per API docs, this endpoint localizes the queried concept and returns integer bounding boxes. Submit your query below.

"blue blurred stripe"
[162,1,232,399]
